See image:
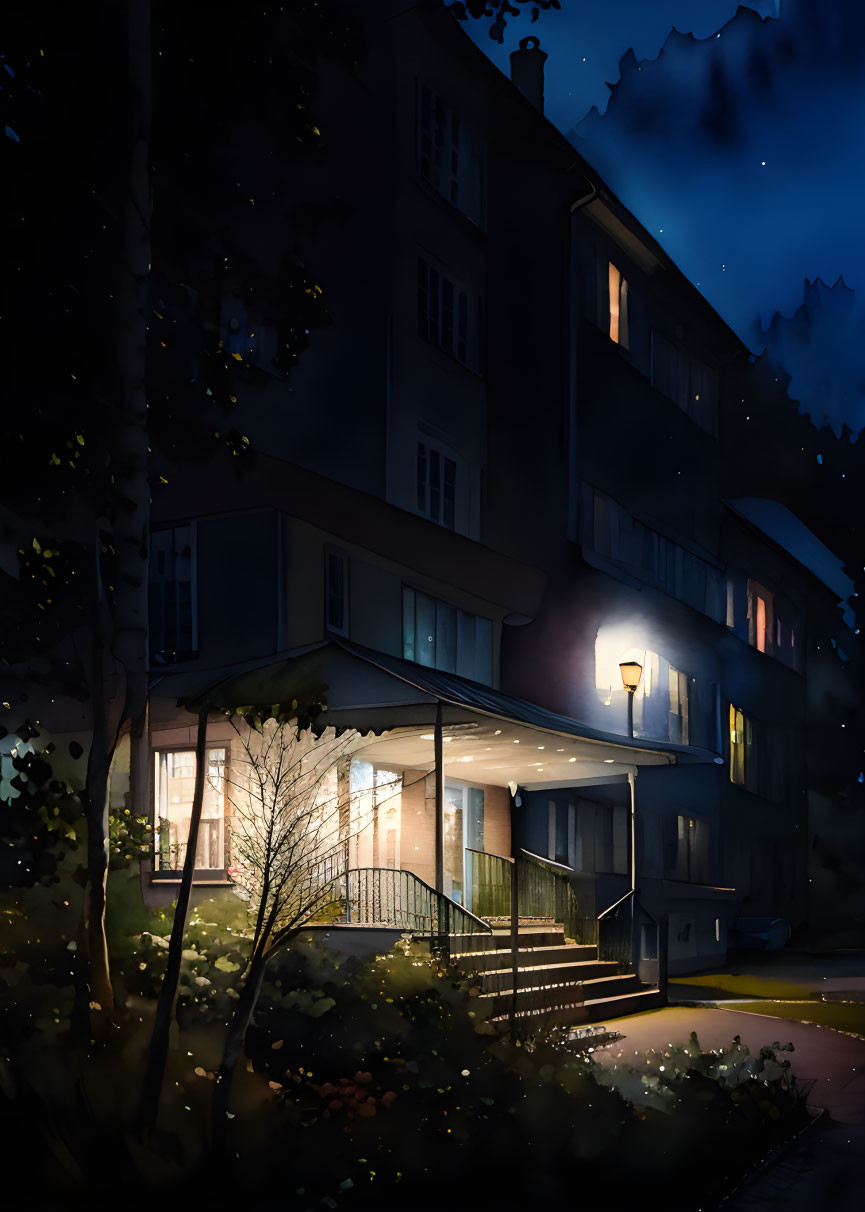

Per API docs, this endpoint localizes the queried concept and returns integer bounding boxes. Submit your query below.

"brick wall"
[399,772,512,888]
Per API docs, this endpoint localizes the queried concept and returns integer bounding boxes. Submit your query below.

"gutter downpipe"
[567,180,597,542]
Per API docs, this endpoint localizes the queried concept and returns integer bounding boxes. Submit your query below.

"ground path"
[591,1004,865,1209]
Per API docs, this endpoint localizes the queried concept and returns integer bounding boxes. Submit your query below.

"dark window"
[149,525,197,665]
[664,814,713,883]
[325,550,349,637]
[416,82,486,227]
[417,440,458,529]
[417,257,475,369]
[651,330,718,435]
[402,586,493,685]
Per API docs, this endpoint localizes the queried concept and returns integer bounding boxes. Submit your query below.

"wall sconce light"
[619,661,643,738]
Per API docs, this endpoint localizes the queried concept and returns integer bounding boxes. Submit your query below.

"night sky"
[463,0,865,438]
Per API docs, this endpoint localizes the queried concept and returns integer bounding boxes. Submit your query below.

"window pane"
[402,586,416,662]
[443,458,456,529]
[326,552,346,633]
[429,450,441,522]
[441,278,454,355]
[435,602,457,673]
[416,442,427,513]
[466,786,484,851]
[155,748,225,871]
[417,258,429,340]
[457,291,468,364]
[415,591,436,668]
[608,262,621,343]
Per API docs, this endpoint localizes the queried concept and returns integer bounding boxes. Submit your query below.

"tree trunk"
[211,949,269,1148]
[138,708,208,1136]
[82,631,116,1025]
[111,0,152,729]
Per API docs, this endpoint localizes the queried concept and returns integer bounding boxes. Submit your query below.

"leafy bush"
[0,928,811,1211]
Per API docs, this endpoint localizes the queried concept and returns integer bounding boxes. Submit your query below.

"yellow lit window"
[729,704,747,786]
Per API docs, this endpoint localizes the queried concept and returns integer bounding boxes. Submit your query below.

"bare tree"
[211,718,382,1138]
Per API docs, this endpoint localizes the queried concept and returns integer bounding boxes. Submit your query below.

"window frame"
[417,255,482,372]
[416,79,486,229]
[416,437,458,530]
[402,584,493,685]
[607,261,630,349]
[324,547,350,638]
[151,744,230,881]
[149,523,199,666]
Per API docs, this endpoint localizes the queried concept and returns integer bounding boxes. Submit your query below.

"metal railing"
[597,889,635,971]
[517,850,596,945]
[466,847,513,920]
[597,889,659,975]
[315,867,491,952]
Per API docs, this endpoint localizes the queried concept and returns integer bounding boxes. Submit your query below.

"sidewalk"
[591,1004,865,1210]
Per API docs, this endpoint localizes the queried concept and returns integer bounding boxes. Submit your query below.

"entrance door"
[443,784,465,905]
[443,782,484,911]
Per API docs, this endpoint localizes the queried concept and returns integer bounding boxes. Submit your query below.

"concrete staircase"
[450,924,662,1025]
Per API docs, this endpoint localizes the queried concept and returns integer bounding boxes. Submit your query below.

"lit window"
[154,748,226,873]
[608,262,629,349]
[747,580,774,655]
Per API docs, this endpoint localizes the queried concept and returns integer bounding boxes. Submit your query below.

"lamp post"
[619,661,643,738]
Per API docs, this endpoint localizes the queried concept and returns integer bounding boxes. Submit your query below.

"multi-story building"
[119,1,862,999]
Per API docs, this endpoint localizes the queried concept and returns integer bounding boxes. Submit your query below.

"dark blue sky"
[463,0,865,437]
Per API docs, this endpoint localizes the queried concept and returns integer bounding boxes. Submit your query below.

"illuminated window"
[747,580,774,654]
[154,748,226,873]
[608,262,629,348]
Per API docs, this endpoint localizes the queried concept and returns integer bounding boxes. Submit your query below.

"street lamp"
[619,661,643,738]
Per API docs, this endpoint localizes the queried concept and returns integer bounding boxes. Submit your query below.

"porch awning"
[149,639,720,789]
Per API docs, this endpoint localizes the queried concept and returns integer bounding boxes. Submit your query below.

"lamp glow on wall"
[619,660,643,738]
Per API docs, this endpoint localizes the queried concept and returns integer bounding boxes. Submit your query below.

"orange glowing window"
[756,595,767,653]
[608,262,629,349]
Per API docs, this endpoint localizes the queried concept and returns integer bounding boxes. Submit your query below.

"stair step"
[490,986,663,1026]
[478,960,619,993]
[450,929,566,951]
[480,972,642,1016]
[454,944,598,971]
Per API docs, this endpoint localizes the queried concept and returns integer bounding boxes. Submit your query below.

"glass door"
[443,782,484,911]
[443,784,465,905]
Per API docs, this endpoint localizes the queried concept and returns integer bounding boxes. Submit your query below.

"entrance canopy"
[150,639,718,790]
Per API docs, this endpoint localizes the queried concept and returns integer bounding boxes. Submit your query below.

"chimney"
[509,36,547,114]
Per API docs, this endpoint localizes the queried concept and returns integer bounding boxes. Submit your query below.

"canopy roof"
[150,639,720,790]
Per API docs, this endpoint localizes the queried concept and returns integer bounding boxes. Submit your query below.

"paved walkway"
[591,1005,865,1209]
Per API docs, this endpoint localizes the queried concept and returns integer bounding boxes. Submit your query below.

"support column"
[509,785,521,1026]
[434,701,443,894]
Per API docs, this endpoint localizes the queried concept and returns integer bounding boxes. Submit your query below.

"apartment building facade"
[137,0,860,973]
